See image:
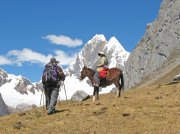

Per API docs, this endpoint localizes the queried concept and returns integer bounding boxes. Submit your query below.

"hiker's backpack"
[42,64,59,86]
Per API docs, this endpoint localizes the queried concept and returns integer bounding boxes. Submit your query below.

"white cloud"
[54,50,77,65]
[43,35,83,47]
[8,48,52,66]
[0,56,12,65]
[0,48,76,67]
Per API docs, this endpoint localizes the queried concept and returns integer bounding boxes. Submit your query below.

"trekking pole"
[40,89,43,106]
[42,90,45,110]
[63,81,68,102]
[58,86,61,107]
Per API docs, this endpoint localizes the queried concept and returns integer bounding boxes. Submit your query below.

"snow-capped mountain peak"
[104,37,130,68]
[0,69,43,108]
[67,34,130,77]
[67,34,108,77]
[106,37,125,52]
[87,34,107,44]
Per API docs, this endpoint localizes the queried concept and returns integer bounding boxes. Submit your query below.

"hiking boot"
[47,111,54,115]
[47,110,55,115]
[47,112,53,115]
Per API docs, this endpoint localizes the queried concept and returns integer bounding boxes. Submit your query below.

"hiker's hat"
[50,57,59,64]
[98,51,105,56]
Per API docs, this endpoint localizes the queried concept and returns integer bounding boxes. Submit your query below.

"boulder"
[16,103,37,112]
[71,90,90,102]
[110,87,118,94]
[173,74,180,82]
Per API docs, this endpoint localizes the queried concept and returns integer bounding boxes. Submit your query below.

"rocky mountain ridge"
[124,0,180,89]
[0,93,9,116]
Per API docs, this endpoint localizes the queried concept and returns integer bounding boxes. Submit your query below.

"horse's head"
[79,66,87,81]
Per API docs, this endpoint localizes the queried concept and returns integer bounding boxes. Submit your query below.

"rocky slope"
[125,0,180,89]
[0,93,9,116]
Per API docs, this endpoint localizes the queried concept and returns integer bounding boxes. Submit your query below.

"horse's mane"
[86,67,95,73]
[87,67,94,71]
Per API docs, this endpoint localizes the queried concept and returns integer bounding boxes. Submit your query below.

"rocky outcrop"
[34,82,43,89]
[109,87,118,94]
[0,69,10,87]
[7,103,38,114]
[71,90,90,102]
[0,93,9,116]
[16,103,37,112]
[173,73,180,82]
[125,0,180,89]
[14,77,34,94]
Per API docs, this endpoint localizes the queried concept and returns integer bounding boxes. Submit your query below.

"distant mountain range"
[0,68,42,107]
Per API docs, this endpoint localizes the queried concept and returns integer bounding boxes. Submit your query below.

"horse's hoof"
[92,96,96,102]
[116,95,120,98]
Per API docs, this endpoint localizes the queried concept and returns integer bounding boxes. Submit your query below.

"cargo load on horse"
[98,67,109,78]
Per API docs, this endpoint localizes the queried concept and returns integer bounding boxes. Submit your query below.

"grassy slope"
[0,83,180,134]
[132,65,180,89]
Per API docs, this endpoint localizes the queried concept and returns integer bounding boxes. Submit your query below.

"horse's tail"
[120,72,124,89]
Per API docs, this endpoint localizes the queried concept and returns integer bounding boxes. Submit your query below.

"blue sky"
[0,0,162,82]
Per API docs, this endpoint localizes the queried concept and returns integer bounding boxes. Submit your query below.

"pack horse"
[80,66,124,102]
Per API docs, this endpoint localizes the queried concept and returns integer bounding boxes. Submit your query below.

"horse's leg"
[93,86,97,102]
[96,87,99,100]
[93,86,99,102]
[114,81,121,98]
[93,87,96,102]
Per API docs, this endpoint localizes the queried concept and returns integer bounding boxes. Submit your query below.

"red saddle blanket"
[99,68,109,78]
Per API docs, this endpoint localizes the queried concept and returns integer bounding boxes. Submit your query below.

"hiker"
[93,51,108,87]
[42,57,65,115]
